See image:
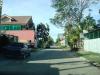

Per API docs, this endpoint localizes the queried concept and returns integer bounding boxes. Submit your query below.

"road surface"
[0,49,100,75]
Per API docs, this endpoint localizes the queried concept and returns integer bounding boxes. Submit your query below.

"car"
[2,43,31,59]
[27,43,34,49]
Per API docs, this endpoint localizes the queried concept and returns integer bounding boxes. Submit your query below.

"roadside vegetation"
[51,0,100,51]
[36,23,54,48]
[77,51,100,64]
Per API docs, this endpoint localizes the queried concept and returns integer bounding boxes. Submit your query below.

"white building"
[84,28,100,53]
[58,33,66,46]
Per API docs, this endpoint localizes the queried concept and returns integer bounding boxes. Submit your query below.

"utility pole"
[0,0,3,34]
[0,0,3,25]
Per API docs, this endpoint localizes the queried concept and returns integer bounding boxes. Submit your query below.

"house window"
[89,33,93,39]
[0,26,3,30]
[84,33,89,39]
[94,31,98,39]
[0,25,22,30]
[4,26,7,30]
[98,30,100,38]
[9,26,12,30]
[13,26,17,30]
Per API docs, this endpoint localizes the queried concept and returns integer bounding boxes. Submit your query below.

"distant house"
[58,33,66,46]
[84,25,100,53]
[0,15,35,43]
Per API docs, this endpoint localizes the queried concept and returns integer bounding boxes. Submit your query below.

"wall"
[5,30,35,43]
[84,38,100,53]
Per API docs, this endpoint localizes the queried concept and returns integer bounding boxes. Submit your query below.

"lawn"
[77,51,100,64]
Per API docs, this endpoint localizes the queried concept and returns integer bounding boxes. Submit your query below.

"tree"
[46,36,54,48]
[51,0,99,27]
[97,19,100,24]
[55,36,61,46]
[80,15,96,31]
[51,0,100,50]
[37,23,49,48]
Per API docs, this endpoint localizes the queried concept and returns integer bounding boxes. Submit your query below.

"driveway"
[0,49,100,75]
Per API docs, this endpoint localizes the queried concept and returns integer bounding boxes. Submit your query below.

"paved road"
[0,49,100,75]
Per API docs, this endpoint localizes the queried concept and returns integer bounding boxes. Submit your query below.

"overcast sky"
[2,0,100,41]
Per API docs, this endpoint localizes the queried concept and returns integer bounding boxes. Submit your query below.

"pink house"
[5,30,35,43]
[0,15,36,44]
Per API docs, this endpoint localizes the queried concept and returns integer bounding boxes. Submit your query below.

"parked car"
[27,43,34,49]
[2,43,31,59]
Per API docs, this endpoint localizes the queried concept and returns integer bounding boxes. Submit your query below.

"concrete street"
[0,49,100,75]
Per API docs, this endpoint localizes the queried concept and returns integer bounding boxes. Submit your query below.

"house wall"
[5,30,35,43]
[84,29,100,53]
[84,38,100,53]
[60,39,66,46]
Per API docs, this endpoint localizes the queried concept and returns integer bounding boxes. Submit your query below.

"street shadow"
[0,49,90,75]
[28,50,78,61]
[0,62,59,75]
[0,58,90,75]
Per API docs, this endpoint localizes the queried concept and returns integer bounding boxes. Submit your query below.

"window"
[97,30,100,38]
[89,33,93,39]
[0,25,22,30]
[0,26,2,30]
[9,26,12,30]
[84,33,89,39]
[94,31,98,39]
[0,25,5,30]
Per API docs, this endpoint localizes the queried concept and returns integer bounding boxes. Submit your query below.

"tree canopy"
[36,23,50,48]
[51,0,100,27]
[80,15,96,31]
[51,0,100,50]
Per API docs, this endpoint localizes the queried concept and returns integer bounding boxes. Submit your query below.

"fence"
[84,38,100,53]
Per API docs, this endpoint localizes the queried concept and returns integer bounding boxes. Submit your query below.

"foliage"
[46,36,54,48]
[80,15,96,31]
[51,0,100,49]
[77,51,100,64]
[55,37,61,46]
[37,23,50,48]
[67,27,80,49]
[97,19,100,24]
[51,0,99,27]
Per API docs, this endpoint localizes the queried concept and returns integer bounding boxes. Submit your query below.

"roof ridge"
[1,16,32,25]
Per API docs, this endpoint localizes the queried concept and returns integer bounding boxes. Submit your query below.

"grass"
[77,51,100,64]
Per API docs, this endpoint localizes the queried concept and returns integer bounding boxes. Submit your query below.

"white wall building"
[84,29,100,53]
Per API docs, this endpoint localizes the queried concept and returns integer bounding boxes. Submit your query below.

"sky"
[2,0,100,42]
[2,0,64,42]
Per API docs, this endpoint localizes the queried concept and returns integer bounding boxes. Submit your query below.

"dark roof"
[1,16,32,25]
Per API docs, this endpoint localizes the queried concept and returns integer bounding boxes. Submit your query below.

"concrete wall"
[84,38,100,53]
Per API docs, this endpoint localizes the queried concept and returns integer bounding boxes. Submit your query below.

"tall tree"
[51,0,100,50]
[37,23,49,48]
[51,0,100,27]
[46,36,54,48]
[80,15,96,31]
